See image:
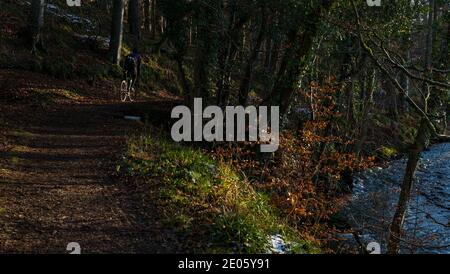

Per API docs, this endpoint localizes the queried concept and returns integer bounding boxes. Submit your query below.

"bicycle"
[120,72,135,102]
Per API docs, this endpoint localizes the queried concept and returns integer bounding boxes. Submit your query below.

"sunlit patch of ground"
[8,129,35,138]
[0,167,30,183]
[27,87,85,102]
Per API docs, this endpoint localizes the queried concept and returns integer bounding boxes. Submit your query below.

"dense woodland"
[0,0,448,254]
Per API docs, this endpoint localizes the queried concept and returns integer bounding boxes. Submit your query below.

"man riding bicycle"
[123,48,142,98]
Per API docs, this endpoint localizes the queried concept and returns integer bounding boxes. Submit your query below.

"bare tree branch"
[376,40,450,89]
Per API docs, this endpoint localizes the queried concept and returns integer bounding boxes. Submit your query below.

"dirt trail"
[0,98,178,253]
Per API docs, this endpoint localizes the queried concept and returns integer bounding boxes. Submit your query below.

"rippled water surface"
[342,143,450,254]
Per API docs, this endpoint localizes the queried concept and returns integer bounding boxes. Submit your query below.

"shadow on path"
[0,101,179,253]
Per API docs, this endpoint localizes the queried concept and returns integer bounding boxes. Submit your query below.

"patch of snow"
[24,1,95,30]
[267,234,288,254]
[23,1,111,49]
[124,116,142,122]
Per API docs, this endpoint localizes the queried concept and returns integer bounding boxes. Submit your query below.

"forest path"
[0,97,177,253]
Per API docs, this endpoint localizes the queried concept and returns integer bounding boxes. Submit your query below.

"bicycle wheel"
[128,80,134,102]
[120,80,128,102]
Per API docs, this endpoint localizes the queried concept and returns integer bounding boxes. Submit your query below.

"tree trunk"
[193,39,210,100]
[441,11,449,132]
[160,16,165,34]
[100,0,111,12]
[387,119,431,253]
[175,55,191,104]
[355,68,376,158]
[387,0,436,254]
[109,0,125,65]
[151,0,157,39]
[192,2,220,103]
[216,4,247,107]
[345,80,356,124]
[399,54,410,113]
[268,40,280,74]
[264,39,272,69]
[262,39,280,97]
[29,0,46,53]
[144,0,151,32]
[388,79,399,121]
[216,35,236,106]
[398,33,411,113]
[128,0,141,40]
[238,7,266,106]
[268,0,335,115]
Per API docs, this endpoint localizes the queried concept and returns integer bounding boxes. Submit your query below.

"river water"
[340,143,450,254]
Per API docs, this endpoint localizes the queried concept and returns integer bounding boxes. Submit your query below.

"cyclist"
[123,48,142,98]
